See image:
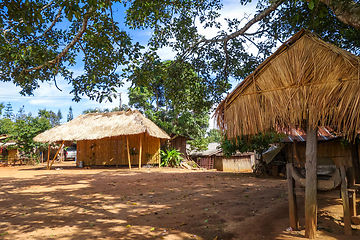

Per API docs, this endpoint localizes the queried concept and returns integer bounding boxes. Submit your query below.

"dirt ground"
[0,162,359,240]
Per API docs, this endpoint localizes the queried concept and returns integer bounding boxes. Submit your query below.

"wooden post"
[305,125,317,239]
[287,163,299,230]
[48,141,65,170]
[47,144,50,169]
[139,133,143,169]
[340,166,352,235]
[159,138,161,168]
[126,136,131,170]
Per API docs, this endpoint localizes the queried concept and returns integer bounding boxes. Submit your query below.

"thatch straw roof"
[215,29,360,140]
[34,110,170,143]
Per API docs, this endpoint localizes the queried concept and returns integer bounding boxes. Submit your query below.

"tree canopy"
[1,0,359,105]
[128,60,211,145]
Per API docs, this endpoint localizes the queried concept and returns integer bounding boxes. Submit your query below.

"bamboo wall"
[76,133,161,166]
[285,139,354,168]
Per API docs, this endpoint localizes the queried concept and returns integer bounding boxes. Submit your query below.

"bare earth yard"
[0,162,359,240]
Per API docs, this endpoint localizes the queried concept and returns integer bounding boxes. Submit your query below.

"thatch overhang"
[34,110,170,143]
[215,29,360,140]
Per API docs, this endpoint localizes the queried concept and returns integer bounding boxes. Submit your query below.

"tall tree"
[0,102,4,116]
[67,106,74,122]
[128,60,212,148]
[56,109,63,124]
[3,102,14,120]
[1,0,360,104]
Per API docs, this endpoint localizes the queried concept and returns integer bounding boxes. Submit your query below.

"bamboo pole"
[305,125,318,239]
[47,144,50,169]
[139,133,142,169]
[48,141,65,170]
[158,138,161,168]
[126,136,131,170]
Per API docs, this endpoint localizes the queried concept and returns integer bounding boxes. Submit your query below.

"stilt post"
[305,125,317,239]
[126,136,131,170]
[139,133,143,169]
[287,163,299,230]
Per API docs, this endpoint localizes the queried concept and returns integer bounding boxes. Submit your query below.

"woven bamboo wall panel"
[76,134,161,166]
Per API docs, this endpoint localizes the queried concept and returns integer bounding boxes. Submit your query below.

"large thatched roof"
[34,110,170,143]
[215,29,360,140]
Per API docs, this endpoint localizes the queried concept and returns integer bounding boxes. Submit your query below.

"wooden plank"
[287,163,299,230]
[126,136,131,170]
[305,125,317,239]
[340,166,352,235]
[139,133,143,169]
[49,141,65,170]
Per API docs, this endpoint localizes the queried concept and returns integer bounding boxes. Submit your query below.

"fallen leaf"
[126,225,131,228]
[150,227,155,231]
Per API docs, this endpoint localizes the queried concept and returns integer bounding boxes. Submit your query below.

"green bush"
[160,149,183,167]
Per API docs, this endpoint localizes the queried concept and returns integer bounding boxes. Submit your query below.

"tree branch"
[168,0,285,69]
[21,7,63,45]
[320,0,360,30]
[23,9,93,73]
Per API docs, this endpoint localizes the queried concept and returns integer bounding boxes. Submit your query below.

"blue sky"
[0,1,257,128]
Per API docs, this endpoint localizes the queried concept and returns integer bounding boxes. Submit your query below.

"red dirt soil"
[0,162,359,240]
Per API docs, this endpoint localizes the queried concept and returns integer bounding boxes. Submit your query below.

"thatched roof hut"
[215,29,360,139]
[214,29,360,238]
[34,110,170,169]
[34,110,170,143]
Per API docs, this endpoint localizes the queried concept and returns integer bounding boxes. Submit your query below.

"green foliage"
[38,109,62,127]
[0,0,142,102]
[128,59,212,150]
[0,102,4,116]
[206,129,223,143]
[10,113,51,158]
[1,0,359,107]
[160,149,183,167]
[221,131,286,157]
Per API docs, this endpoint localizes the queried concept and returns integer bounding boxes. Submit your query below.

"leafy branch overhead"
[1,0,359,104]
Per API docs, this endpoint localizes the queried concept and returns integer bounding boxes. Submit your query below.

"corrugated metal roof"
[280,126,338,142]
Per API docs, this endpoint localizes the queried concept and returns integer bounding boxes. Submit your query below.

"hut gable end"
[216,29,360,139]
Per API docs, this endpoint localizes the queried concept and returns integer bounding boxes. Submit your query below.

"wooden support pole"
[287,163,299,230]
[340,166,352,235]
[159,139,161,168]
[48,141,65,170]
[47,144,50,169]
[305,125,318,239]
[139,133,142,169]
[126,136,131,170]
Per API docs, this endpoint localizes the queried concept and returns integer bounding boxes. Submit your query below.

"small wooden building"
[170,133,193,157]
[34,110,170,168]
[189,143,255,172]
